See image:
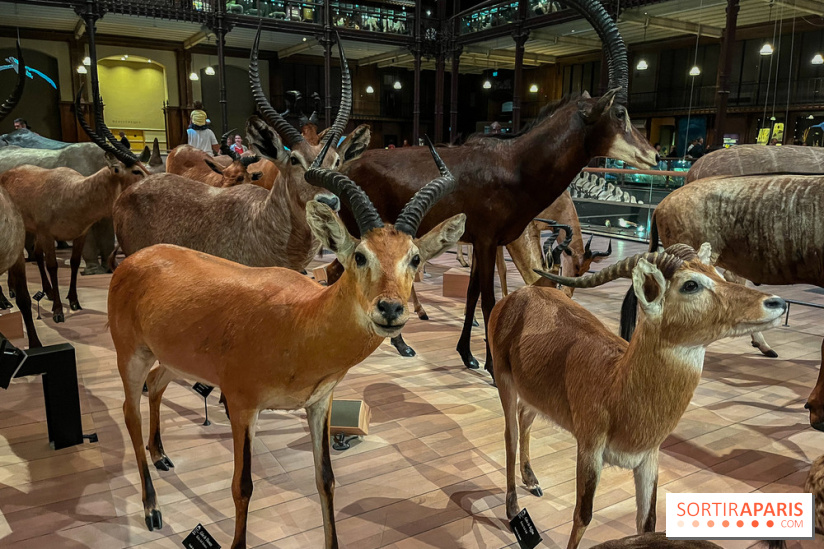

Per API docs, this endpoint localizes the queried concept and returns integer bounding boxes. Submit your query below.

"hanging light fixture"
[205,66,216,76]
[760,43,774,56]
[83,56,91,66]
[809,114,816,119]
[813,53,824,65]
[393,80,402,90]
[636,59,649,71]
[189,72,199,81]
[529,83,538,93]
[76,65,87,74]
[483,79,492,89]
[689,65,701,76]
[366,85,374,94]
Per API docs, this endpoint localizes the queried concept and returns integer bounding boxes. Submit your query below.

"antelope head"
[578,88,659,170]
[247,28,370,207]
[536,243,786,347]
[305,138,466,338]
[575,234,612,277]
[212,132,264,187]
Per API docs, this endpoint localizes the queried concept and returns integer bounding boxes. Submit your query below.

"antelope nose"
[316,195,340,212]
[764,296,786,311]
[377,300,404,322]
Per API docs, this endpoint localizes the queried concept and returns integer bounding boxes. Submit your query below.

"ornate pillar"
[75,0,106,109]
[449,46,462,144]
[412,1,422,144]
[512,31,529,133]
[213,3,230,134]
[322,0,333,128]
[711,0,740,147]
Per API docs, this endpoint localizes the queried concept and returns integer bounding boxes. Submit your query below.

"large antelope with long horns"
[621,174,824,431]
[0,90,148,322]
[109,148,465,549]
[112,31,370,273]
[489,243,786,549]
[334,0,657,376]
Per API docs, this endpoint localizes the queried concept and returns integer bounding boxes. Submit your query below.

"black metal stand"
[202,396,210,426]
[331,433,355,451]
[0,332,93,450]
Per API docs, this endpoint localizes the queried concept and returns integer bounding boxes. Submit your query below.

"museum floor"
[1,238,822,548]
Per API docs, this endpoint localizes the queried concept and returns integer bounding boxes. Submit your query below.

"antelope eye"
[335,158,341,168]
[410,254,421,269]
[616,109,626,119]
[132,170,142,175]
[290,156,300,166]
[354,252,367,267]
[681,280,700,294]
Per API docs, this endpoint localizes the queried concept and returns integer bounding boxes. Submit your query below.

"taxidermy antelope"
[488,243,786,549]
[112,31,370,273]
[108,150,466,549]
[337,0,658,376]
[621,175,824,431]
[166,143,264,188]
[0,90,148,322]
[0,41,39,347]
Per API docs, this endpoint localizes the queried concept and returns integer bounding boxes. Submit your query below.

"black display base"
[0,332,92,450]
[332,433,357,451]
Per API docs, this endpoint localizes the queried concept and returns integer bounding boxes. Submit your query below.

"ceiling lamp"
[636,59,649,71]
[689,65,701,76]
[189,72,199,81]
[83,56,91,66]
[483,80,492,89]
[529,83,538,93]
[813,53,824,65]
[204,66,215,76]
[393,80,402,90]
[76,65,87,74]
[366,85,374,94]
[760,43,774,56]
[809,114,816,119]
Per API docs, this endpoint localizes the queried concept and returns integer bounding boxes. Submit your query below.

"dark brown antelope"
[0,90,147,323]
[489,244,786,549]
[621,175,824,431]
[335,0,657,376]
[108,154,465,549]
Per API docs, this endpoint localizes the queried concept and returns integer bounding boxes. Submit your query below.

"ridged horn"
[74,87,137,167]
[0,39,25,124]
[221,128,239,159]
[320,33,352,148]
[592,239,613,259]
[304,168,384,237]
[95,97,139,159]
[240,154,260,167]
[560,0,628,103]
[394,136,457,236]
[309,132,334,169]
[250,27,304,147]
[534,249,689,288]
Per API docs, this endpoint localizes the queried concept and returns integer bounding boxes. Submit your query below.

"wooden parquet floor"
[1,239,823,548]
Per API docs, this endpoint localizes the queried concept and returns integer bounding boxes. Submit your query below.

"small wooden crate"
[443,267,471,298]
[330,399,371,436]
[0,310,24,340]
[312,263,331,284]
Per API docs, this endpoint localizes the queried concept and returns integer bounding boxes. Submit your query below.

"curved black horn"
[74,87,136,166]
[320,33,352,148]
[394,138,457,236]
[250,27,304,147]
[310,132,334,169]
[309,110,318,126]
[240,154,260,167]
[220,128,239,159]
[90,93,139,165]
[560,0,627,103]
[592,240,613,259]
[304,168,384,237]
[0,39,25,124]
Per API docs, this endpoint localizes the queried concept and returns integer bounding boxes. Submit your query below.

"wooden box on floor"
[0,310,24,340]
[330,399,371,436]
[443,267,471,299]
[313,263,332,284]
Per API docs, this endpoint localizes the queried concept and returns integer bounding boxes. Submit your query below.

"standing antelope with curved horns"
[109,142,466,549]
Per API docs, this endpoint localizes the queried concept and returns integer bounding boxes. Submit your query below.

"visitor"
[402,139,410,147]
[13,118,28,130]
[769,138,779,146]
[654,142,662,153]
[691,137,705,158]
[119,131,130,150]
[187,108,219,154]
[230,134,245,155]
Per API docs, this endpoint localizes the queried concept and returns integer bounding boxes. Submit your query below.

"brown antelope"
[488,243,786,549]
[165,143,264,188]
[620,175,824,430]
[108,149,466,549]
[112,31,370,274]
[336,0,657,376]
[0,91,148,322]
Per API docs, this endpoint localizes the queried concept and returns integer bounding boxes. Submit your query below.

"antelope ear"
[698,242,712,264]
[246,116,289,165]
[337,124,371,163]
[581,90,591,99]
[306,200,356,260]
[631,258,665,319]
[104,152,121,172]
[204,158,224,175]
[415,214,466,262]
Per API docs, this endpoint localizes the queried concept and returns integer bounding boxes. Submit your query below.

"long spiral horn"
[304,168,384,236]
[74,87,137,167]
[394,136,457,236]
[560,0,628,103]
[89,91,139,166]
[0,39,25,124]
[250,26,304,147]
[534,248,689,288]
[220,128,239,159]
[320,33,352,148]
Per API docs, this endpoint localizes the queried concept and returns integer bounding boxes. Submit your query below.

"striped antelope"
[108,149,465,549]
[489,244,786,549]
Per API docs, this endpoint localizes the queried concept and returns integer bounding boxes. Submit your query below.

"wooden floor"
[1,239,823,549]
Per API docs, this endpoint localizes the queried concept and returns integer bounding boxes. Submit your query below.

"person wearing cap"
[187,106,219,154]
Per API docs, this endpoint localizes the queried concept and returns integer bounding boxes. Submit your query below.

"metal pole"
[512,32,528,132]
[449,48,461,144]
[215,9,229,134]
[83,0,102,111]
[712,0,740,148]
[412,0,422,144]
[323,0,333,128]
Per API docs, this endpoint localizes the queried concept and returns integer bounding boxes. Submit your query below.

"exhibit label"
[510,508,542,549]
[182,523,220,548]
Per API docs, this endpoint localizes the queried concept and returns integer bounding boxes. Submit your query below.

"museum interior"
[0,0,824,547]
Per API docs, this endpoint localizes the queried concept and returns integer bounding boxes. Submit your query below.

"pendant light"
[636,21,649,71]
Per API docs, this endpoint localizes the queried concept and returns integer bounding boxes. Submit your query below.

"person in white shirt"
[187,109,219,154]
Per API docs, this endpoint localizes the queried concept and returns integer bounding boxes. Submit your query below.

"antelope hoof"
[417,312,429,321]
[529,486,543,497]
[53,312,64,323]
[0,296,11,309]
[763,350,778,358]
[463,355,480,369]
[145,509,163,531]
[153,456,175,471]
[70,302,82,311]
[8,290,15,299]
[472,318,479,327]
[393,341,416,357]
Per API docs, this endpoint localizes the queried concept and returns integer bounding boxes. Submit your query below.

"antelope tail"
[107,246,121,272]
